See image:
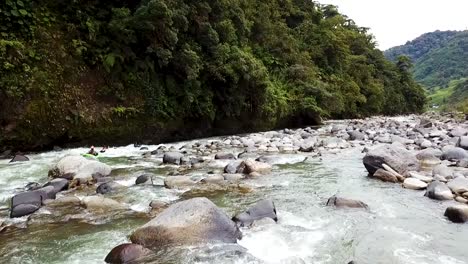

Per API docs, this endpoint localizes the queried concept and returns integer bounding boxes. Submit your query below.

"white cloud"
[317,0,468,50]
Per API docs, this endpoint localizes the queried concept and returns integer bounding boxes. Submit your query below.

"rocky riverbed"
[1,114,468,264]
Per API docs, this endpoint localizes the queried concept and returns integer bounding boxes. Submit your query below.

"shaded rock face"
[214,152,236,160]
[371,169,398,183]
[243,159,272,174]
[447,177,468,194]
[326,196,369,209]
[130,197,241,248]
[164,176,196,189]
[425,181,453,200]
[82,196,128,211]
[9,155,29,163]
[441,147,468,161]
[104,243,151,264]
[135,174,152,185]
[224,161,245,174]
[43,178,69,194]
[96,181,124,194]
[10,189,48,218]
[444,205,468,223]
[162,152,184,165]
[232,200,277,227]
[363,144,418,175]
[457,136,468,150]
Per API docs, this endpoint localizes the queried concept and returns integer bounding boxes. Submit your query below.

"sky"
[317,0,468,50]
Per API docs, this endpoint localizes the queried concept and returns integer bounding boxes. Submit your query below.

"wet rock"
[441,147,468,161]
[50,155,111,181]
[43,178,69,194]
[140,147,149,151]
[447,177,468,194]
[457,136,468,150]
[82,196,128,211]
[130,197,241,248]
[9,154,30,163]
[425,181,453,200]
[105,243,151,264]
[432,164,453,178]
[135,174,152,185]
[251,217,276,227]
[326,196,369,209]
[10,189,49,218]
[43,196,81,207]
[449,127,468,137]
[25,182,41,191]
[233,200,277,227]
[162,152,184,165]
[215,152,236,160]
[224,161,245,174]
[11,204,40,218]
[363,143,418,175]
[403,178,427,190]
[408,171,433,183]
[371,169,398,183]
[0,149,12,159]
[201,175,225,185]
[149,200,168,210]
[455,196,468,203]
[444,205,468,223]
[96,181,125,194]
[164,176,196,189]
[348,130,366,141]
[243,159,272,174]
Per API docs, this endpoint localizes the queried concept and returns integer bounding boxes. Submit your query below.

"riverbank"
[1,113,468,263]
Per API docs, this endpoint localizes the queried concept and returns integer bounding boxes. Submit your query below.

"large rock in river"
[363,143,418,175]
[326,196,369,209]
[403,178,428,190]
[447,177,468,194]
[162,152,184,165]
[9,155,29,163]
[444,205,468,223]
[104,243,151,264]
[10,189,50,218]
[441,147,468,161]
[50,155,111,181]
[233,200,277,227]
[425,181,453,200]
[130,197,241,248]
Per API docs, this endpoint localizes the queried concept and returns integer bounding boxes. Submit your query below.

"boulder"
[326,196,369,209]
[164,176,196,189]
[441,147,468,161]
[10,204,40,218]
[363,143,418,175]
[105,243,151,264]
[243,159,272,174]
[425,181,453,200]
[25,182,41,191]
[162,152,184,165]
[371,169,398,183]
[9,155,29,163]
[51,155,111,180]
[96,181,125,194]
[82,196,128,211]
[348,131,366,141]
[447,177,468,194]
[457,136,468,150]
[403,178,428,190]
[449,127,468,137]
[215,153,236,160]
[135,174,152,185]
[130,197,242,248]
[233,200,278,227]
[408,171,433,183]
[444,205,468,223]
[43,178,69,194]
[201,175,225,185]
[44,196,81,207]
[432,164,453,178]
[10,189,49,218]
[224,161,245,174]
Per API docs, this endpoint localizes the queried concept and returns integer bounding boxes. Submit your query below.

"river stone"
[51,155,111,181]
[425,181,453,200]
[96,181,125,194]
[420,140,432,149]
[450,127,468,137]
[9,155,30,163]
[363,143,418,175]
[447,177,468,194]
[455,196,468,203]
[105,243,151,264]
[403,178,427,190]
[10,204,40,218]
[224,161,246,174]
[371,169,398,183]
[162,152,184,165]
[135,174,152,185]
[348,131,366,141]
[215,152,236,160]
[243,159,272,174]
[408,171,433,183]
[444,205,468,223]
[43,178,69,194]
[130,197,242,248]
[441,147,468,161]
[10,189,50,217]
[201,175,225,185]
[82,196,128,211]
[25,182,41,191]
[232,199,277,227]
[164,176,196,189]
[432,164,453,178]
[457,136,468,150]
[44,196,81,207]
[417,148,443,159]
[326,196,369,209]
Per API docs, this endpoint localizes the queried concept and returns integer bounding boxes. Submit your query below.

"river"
[0,133,467,264]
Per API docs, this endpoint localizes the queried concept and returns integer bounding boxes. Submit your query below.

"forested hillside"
[0,0,425,150]
[385,30,468,89]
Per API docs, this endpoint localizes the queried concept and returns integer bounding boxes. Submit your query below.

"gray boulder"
[164,176,196,189]
[233,200,278,227]
[444,205,468,223]
[130,197,241,248]
[403,178,428,190]
[10,189,48,218]
[43,178,69,194]
[215,153,236,160]
[449,127,468,137]
[447,177,468,194]
[50,155,111,181]
[363,143,418,175]
[432,164,453,178]
[162,152,184,165]
[457,136,468,150]
[96,181,125,194]
[243,159,272,174]
[348,131,366,141]
[425,181,453,200]
[9,155,29,163]
[371,169,398,183]
[135,174,152,185]
[326,196,369,209]
[105,243,151,264]
[224,161,245,174]
[441,147,468,161]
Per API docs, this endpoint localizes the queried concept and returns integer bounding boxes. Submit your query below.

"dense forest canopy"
[0,0,426,150]
[385,30,468,89]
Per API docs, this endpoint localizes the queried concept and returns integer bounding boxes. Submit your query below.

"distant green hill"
[385,30,468,89]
